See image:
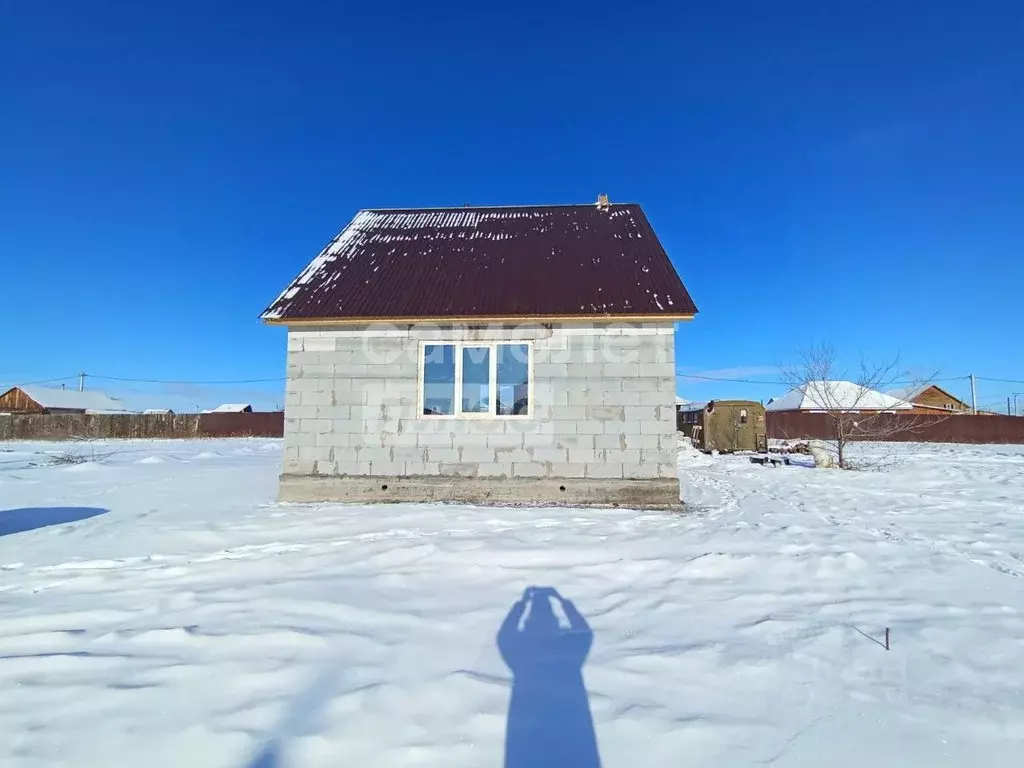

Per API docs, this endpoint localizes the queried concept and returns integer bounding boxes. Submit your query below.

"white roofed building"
[767,381,913,413]
[0,385,133,414]
[204,404,254,414]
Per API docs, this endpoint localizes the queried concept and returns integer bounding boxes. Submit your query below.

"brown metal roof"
[261,203,697,322]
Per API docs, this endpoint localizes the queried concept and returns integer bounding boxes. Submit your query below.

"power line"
[977,376,1024,385]
[2,369,1016,390]
[676,373,785,384]
[89,374,284,385]
[675,373,970,386]
[7,375,79,387]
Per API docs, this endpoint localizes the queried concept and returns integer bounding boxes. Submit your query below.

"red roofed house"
[261,197,697,507]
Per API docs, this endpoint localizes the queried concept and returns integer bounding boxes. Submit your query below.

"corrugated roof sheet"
[261,203,697,321]
[18,385,133,414]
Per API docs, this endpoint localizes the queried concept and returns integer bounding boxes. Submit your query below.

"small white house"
[261,199,698,507]
[203,404,254,414]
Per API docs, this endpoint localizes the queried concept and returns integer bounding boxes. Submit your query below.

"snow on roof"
[17,385,134,414]
[260,203,698,321]
[766,381,913,412]
[206,403,253,413]
[678,401,709,412]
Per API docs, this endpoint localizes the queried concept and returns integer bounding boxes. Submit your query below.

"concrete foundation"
[279,473,681,509]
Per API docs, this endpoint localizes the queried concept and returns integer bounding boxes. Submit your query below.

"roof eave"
[261,312,697,326]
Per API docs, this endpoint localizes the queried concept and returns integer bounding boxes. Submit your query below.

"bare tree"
[47,436,119,466]
[47,445,117,466]
[778,343,938,469]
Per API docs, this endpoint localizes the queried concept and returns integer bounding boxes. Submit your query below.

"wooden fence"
[0,412,284,441]
[766,411,1024,445]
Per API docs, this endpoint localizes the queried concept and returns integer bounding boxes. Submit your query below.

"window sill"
[419,413,533,421]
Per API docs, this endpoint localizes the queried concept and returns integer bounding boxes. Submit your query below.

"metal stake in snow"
[885,627,890,651]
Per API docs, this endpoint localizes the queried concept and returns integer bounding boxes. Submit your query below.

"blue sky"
[3,1,1023,412]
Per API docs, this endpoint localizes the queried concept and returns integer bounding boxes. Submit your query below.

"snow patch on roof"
[204,403,253,413]
[262,211,378,320]
[766,381,912,412]
[678,400,709,412]
[16,385,133,414]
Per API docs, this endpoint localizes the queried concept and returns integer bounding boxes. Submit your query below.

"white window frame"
[418,341,534,420]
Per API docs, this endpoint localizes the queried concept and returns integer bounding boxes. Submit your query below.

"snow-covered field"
[2,438,1023,767]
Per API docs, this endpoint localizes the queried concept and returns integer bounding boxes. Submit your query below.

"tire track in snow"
[678,466,741,518]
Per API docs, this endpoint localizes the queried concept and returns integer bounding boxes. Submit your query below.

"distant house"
[261,199,698,506]
[767,381,912,413]
[204,403,254,413]
[143,408,175,415]
[0,385,132,415]
[887,384,972,414]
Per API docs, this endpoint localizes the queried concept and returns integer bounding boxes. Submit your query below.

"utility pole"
[1009,397,1013,416]
[970,374,977,414]
[79,372,86,392]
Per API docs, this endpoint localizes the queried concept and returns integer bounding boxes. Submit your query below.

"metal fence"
[0,412,283,441]
[766,411,1024,445]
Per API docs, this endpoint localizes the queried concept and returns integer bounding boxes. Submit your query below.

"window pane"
[461,347,490,413]
[423,345,455,415]
[497,344,529,416]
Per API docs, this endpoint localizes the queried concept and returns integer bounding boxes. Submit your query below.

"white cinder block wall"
[282,323,678,482]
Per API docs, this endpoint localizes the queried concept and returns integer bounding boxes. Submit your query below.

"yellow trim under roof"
[262,313,696,326]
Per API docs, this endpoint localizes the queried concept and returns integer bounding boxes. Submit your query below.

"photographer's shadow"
[497,587,601,768]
